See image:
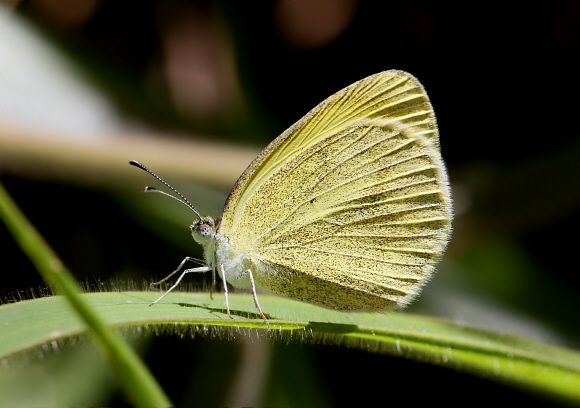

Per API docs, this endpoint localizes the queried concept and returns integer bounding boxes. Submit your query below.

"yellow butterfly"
[131,70,452,329]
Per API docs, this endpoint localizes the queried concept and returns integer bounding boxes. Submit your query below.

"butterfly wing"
[218,71,452,310]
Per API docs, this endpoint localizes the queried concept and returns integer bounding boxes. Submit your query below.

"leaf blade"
[1,291,578,403]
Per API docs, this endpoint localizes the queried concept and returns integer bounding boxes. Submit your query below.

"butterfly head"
[191,216,217,247]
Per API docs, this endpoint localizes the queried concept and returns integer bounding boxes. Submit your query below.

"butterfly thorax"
[216,231,256,289]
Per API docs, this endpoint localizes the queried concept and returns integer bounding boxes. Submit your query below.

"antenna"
[129,160,202,220]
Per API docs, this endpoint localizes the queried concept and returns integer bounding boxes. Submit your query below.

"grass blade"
[0,183,171,408]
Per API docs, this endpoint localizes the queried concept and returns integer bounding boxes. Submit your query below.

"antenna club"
[129,160,145,169]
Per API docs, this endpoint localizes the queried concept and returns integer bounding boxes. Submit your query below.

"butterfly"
[131,70,453,329]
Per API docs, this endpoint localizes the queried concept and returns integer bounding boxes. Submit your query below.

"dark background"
[1,1,578,406]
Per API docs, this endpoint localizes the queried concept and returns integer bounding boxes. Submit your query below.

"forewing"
[221,71,438,236]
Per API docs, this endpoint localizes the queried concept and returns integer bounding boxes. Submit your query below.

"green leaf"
[1,291,579,403]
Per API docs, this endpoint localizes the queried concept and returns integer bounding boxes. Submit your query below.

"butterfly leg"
[150,265,212,306]
[150,257,200,287]
[247,268,270,330]
[219,264,233,319]
[209,266,216,300]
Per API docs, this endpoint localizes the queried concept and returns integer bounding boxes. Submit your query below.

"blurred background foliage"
[0,0,578,406]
